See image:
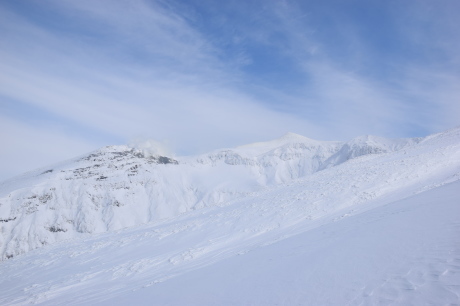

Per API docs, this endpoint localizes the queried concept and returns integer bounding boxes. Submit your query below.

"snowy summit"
[0,128,459,305]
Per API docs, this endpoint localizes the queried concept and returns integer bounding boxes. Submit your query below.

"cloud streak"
[0,0,459,180]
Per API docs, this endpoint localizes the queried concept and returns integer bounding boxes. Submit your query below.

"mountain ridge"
[0,129,458,260]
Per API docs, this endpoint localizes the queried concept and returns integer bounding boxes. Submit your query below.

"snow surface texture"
[0,128,459,305]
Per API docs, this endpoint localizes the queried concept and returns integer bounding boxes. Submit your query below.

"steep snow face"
[195,133,343,185]
[0,130,453,260]
[321,135,422,169]
[0,146,183,260]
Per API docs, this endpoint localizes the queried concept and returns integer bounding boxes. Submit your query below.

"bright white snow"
[0,127,459,305]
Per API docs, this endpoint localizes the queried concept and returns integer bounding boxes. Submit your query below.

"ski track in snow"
[0,127,459,304]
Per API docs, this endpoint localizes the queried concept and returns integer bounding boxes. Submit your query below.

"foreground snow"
[0,179,458,305]
[0,127,459,304]
[103,181,460,305]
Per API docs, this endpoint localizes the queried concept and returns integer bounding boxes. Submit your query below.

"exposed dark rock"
[48,226,67,233]
[0,217,16,223]
[158,156,178,164]
[39,193,52,204]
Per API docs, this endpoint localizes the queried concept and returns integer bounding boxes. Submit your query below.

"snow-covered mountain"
[0,127,459,305]
[0,132,422,260]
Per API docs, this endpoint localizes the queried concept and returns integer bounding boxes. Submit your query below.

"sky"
[0,0,459,181]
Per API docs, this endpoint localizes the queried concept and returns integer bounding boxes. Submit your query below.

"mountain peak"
[278,132,315,142]
[235,132,319,155]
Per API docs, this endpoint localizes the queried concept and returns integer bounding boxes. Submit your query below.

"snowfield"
[0,127,459,305]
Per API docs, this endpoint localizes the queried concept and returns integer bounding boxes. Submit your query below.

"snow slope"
[0,131,419,260]
[100,181,460,306]
[0,127,459,304]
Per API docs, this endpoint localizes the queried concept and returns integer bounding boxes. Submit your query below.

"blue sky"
[0,0,459,181]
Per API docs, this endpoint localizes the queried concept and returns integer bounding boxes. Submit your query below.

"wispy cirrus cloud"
[0,0,459,180]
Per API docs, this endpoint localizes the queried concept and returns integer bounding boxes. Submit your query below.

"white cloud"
[128,138,174,158]
[0,0,459,179]
[0,1,316,179]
